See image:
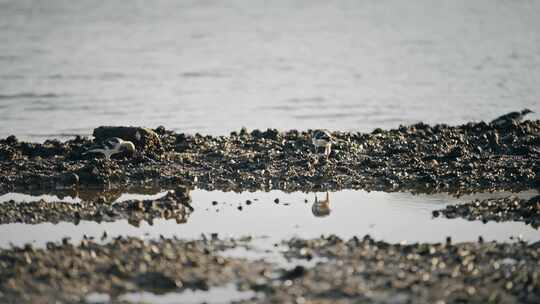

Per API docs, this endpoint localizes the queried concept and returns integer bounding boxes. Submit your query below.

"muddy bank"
[0,237,269,303]
[1,235,538,303]
[0,188,192,226]
[263,235,540,304]
[1,117,539,195]
[434,195,540,228]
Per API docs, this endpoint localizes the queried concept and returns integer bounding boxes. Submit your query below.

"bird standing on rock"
[311,129,335,159]
[491,109,533,126]
[83,137,136,160]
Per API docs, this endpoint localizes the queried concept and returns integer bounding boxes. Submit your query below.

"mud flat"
[0,235,538,303]
[0,117,538,195]
[0,115,539,303]
[0,187,191,226]
[0,237,269,303]
[265,235,540,304]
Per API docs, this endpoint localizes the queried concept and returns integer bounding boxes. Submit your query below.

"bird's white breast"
[312,138,330,147]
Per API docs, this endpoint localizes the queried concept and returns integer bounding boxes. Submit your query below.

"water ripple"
[286,97,326,104]
[0,93,61,100]
[293,112,359,119]
[180,70,229,78]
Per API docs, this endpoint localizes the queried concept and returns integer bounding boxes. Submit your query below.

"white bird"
[312,192,331,217]
[311,129,335,158]
[83,137,136,160]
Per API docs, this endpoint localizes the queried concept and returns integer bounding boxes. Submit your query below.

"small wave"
[258,105,298,111]
[180,70,228,78]
[0,55,20,61]
[400,39,435,46]
[0,93,61,100]
[46,73,126,80]
[46,74,93,80]
[0,75,24,80]
[293,112,359,119]
[99,110,129,116]
[190,33,210,39]
[99,72,126,80]
[286,97,325,104]
[366,117,401,123]
[23,105,61,112]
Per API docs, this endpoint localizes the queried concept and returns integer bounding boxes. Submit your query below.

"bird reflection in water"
[312,192,331,217]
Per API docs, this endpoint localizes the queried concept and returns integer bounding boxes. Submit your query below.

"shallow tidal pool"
[0,188,537,248]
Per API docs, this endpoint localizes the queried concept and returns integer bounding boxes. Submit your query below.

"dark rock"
[136,272,179,291]
[6,135,18,145]
[93,126,162,155]
[280,265,306,280]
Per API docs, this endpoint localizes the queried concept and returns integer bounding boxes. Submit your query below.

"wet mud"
[268,235,540,304]
[435,195,540,228]
[0,235,539,303]
[0,237,269,303]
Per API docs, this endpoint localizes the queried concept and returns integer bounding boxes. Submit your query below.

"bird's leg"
[325,144,331,159]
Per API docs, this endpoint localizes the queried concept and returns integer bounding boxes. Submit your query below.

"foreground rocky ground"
[265,235,540,304]
[0,237,269,303]
[0,235,538,303]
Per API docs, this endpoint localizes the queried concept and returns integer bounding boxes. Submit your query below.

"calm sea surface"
[1,0,539,141]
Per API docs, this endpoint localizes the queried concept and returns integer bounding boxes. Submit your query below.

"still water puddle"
[0,189,537,248]
[86,284,258,304]
[0,190,168,205]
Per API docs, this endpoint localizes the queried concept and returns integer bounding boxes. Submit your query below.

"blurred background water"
[0,0,539,141]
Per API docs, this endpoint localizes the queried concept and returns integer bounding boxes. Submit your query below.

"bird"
[312,192,331,217]
[83,137,136,160]
[311,129,335,158]
[491,109,533,126]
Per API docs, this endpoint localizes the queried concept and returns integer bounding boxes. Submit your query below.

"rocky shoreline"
[1,118,538,195]
[0,116,539,303]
